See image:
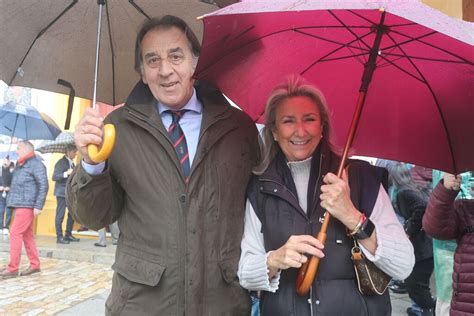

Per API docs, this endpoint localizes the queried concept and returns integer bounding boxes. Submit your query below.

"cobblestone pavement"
[0,253,112,315]
[0,235,414,315]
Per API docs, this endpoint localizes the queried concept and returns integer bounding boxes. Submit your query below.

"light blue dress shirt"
[83,88,203,174]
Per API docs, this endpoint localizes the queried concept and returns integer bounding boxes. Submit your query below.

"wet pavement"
[0,234,414,315]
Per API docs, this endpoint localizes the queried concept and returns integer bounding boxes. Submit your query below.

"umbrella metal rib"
[8,0,77,85]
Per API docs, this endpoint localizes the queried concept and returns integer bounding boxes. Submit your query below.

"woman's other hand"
[267,235,324,278]
[443,173,461,191]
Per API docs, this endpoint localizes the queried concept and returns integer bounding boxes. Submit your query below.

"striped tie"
[167,110,190,179]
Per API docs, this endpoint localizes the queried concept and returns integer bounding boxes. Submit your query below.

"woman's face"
[272,96,323,162]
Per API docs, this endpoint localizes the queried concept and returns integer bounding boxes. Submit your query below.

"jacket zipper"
[259,177,307,219]
[127,108,188,313]
[310,152,324,219]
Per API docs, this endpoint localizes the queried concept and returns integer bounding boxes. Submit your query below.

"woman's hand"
[443,173,461,191]
[320,171,359,225]
[267,235,324,278]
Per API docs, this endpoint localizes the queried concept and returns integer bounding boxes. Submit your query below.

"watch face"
[355,218,375,240]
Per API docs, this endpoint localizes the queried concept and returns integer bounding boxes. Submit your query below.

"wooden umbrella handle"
[295,222,330,296]
[87,124,116,163]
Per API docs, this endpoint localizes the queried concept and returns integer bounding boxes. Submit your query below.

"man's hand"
[74,108,104,165]
[443,173,461,191]
[66,168,73,176]
[33,209,42,216]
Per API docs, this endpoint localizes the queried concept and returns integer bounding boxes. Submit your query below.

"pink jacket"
[423,182,474,316]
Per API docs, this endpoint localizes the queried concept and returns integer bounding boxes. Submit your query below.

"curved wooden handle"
[295,231,328,296]
[87,124,116,163]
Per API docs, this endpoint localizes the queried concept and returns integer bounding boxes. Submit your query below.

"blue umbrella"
[0,101,61,141]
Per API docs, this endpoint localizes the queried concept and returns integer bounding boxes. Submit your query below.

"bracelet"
[348,213,366,236]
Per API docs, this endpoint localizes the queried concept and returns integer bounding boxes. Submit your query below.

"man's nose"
[159,60,174,76]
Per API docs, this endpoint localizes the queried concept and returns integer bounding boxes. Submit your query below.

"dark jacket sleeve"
[396,189,427,238]
[2,167,13,187]
[33,162,49,210]
[52,157,68,182]
[66,163,123,230]
[0,168,4,187]
[422,181,460,240]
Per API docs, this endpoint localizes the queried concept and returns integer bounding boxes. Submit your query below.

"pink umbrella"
[195,0,474,295]
[195,0,474,175]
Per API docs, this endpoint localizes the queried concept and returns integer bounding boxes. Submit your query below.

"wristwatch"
[353,217,375,240]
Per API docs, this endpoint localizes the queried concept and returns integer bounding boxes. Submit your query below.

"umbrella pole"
[7,114,19,153]
[87,0,116,163]
[296,9,387,297]
[92,0,104,110]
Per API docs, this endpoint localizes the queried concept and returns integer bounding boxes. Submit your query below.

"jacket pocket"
[219,257,239,284]
[112,250,166,286]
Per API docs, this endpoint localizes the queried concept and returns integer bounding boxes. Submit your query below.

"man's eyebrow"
[169,47,184,54]
[144,52,158,60]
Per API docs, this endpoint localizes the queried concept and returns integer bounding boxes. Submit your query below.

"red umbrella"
[195,0,474,175]
[194,0,474,295]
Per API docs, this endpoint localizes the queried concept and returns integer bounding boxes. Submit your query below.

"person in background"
[386,162,435,316]
[375,159,410,295]
[424,170,473,316]
[0,141,48,279]
[66,15,259,314]
[238,77,414,315]
[0,156,14,235]
[53,144,79,244]
[94,222,120,247]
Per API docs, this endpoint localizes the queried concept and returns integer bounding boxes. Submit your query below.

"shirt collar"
[156,88,202,115]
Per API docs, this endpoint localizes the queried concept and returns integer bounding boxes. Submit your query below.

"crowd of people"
[0,13,471,316]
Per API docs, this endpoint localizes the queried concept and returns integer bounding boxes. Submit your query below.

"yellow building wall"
[422,0,463,19]
[34,95,91,236]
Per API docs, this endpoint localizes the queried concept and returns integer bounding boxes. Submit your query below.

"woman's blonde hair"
[254,75,332,175]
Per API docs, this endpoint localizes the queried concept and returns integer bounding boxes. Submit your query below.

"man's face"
[140,27,196,110]
[16,142,28,158]
[66,149,77,160]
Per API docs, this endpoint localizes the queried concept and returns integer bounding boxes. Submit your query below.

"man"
[0,141,48,279]
[94,222,120,248]
[53,144,79,244]
[66,16,259,315]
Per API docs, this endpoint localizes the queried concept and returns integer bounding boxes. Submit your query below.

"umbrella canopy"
[0,101,61,140]
[195,0,474,174]
[37,131,74,154]
[0,0,228,106]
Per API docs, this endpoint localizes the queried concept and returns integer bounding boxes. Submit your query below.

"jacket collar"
[17,151,36,166]
[124,80,231,125]
[122,80,240,180]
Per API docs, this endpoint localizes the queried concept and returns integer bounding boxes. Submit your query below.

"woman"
[423,172,474,316]
[238,77,414,315]
[387,163,435,316]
